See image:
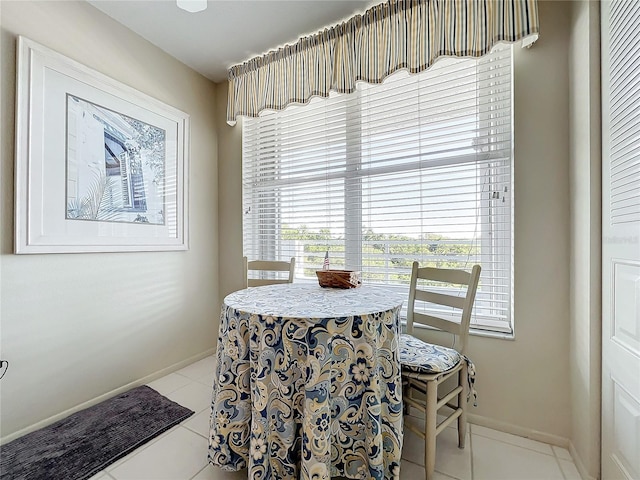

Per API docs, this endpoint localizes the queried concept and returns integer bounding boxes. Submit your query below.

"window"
[242,44,513,334]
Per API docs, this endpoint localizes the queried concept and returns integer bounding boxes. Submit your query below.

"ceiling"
[88,0,380,83]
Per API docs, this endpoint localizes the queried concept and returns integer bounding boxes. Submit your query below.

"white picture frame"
[15,36,190,254]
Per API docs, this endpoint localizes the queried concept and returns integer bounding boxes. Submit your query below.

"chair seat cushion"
[399,333,462,374]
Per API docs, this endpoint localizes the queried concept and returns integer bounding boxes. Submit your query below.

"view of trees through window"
[283,226,479,284]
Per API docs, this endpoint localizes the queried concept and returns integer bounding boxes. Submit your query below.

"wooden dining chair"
[243,257,295,287]
[399,261,481,480]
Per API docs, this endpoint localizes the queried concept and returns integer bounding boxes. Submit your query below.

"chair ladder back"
[411,311,465,337]
[244,257,296,287]
[414,289,466,310]
[405,261,482,354]
[416,265,474,285]
[406,261,420,335]
[243,256,248,287]
[247,278,291,287]
[458,264,481,353]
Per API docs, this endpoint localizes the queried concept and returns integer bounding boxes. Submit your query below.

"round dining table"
[208,282,404,480]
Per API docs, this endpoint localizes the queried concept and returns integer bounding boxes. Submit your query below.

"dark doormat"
[0,385,195,480]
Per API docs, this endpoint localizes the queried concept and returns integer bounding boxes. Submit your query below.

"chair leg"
[458,362,468,448]
[402,380,410,415]
[425,380,437,480]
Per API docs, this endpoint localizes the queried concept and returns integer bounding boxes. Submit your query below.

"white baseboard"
[0,348,216,445]
[467,413,570,449]
[568,440,598,480]
[406,409,595,479]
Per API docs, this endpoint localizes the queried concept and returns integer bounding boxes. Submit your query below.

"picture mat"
[15,37,189,253]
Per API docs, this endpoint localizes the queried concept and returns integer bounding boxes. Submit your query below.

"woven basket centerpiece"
[316,269,362,289]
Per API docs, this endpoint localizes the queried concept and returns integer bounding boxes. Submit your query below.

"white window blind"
[609,0,640,224]
[243,44,514,333]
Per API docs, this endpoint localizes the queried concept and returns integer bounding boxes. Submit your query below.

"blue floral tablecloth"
[208,283,404,480]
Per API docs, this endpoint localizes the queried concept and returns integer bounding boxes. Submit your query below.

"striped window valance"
[226,0,539,125]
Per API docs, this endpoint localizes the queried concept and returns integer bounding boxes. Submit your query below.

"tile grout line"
[189,464,208,480]
[470,430,557,458]
[551,448,569,480]
[469,423,475,480]
[182,421,210,440]
[108,423,210,480]
[105,420,187,476]
[182,395,213,479]
[471,424,576,480]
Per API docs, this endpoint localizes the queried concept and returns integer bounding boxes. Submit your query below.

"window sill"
[469,327,515,341]
[402,320,515,341]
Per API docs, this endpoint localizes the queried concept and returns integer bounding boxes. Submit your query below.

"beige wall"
[216,0,574,442]
[569,1,601,479]
[465,0,572,441]
[0,1,219,440]
[215,83,244,304]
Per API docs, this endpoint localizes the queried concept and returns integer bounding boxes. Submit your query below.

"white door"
[601,1,640,479]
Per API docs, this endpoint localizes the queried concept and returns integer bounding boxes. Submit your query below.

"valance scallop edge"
[226,0,539,126]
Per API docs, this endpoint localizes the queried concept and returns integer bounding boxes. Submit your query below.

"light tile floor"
[89,355,582,480]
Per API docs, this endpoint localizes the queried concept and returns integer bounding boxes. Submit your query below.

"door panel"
[602,1,640,479]
[612,262,640,356]
[611,379,640,478]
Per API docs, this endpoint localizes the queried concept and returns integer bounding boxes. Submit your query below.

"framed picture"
[14,36,189,253]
